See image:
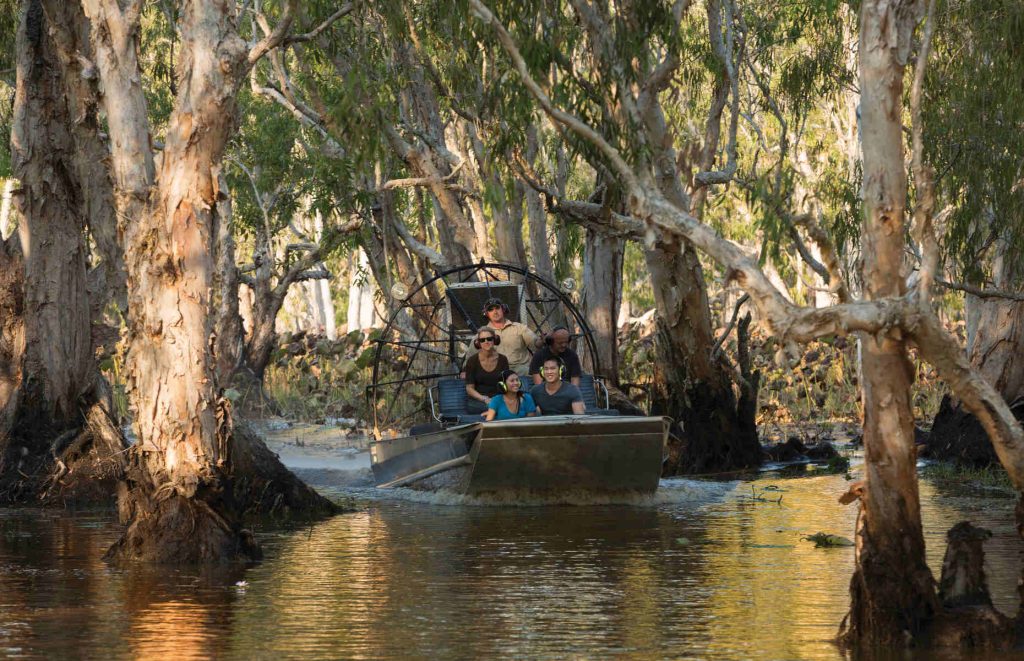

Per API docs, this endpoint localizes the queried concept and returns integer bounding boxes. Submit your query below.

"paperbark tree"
[470,0,1024,648]
[0,0,125,504]
[82,0,336,563]
[930,251,1024,466]
[841,0,937,643]
[582,228,622,383]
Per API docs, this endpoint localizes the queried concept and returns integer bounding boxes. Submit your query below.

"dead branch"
[936,280,1024,302]
[712,293,750,357]
[283,2,359,46]
[791,213,852,303]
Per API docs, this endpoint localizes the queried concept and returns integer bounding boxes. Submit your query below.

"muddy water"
[1,449,1021,659]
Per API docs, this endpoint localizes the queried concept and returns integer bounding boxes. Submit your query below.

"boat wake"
[360,477,739,508]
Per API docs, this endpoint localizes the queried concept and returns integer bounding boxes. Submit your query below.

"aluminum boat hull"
[370,415,668,497]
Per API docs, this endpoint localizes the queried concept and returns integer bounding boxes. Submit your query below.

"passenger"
[484,370,538,421]
[528,326,582,386]
[530,357,585,415]
[479,297,541,376]
[463,328,509,414]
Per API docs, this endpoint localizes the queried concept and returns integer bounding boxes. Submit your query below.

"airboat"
[366,262,668,499]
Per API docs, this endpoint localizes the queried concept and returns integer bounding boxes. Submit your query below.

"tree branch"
[791,213,852,303]
[283,2,358,46]
[248,0,298,65]
[468,0,640,193]
[694,0,740,188]
[712,293,750,357]
[936,280,1024,302]
[906,307,1024,490]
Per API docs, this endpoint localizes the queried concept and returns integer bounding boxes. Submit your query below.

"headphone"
[482,298,510,319]
[473,332,501,349]
[497,369,521,395]
[542,357,566,379]
[544,325,571,347]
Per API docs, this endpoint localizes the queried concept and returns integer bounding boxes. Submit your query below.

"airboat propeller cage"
[368,262,600,440]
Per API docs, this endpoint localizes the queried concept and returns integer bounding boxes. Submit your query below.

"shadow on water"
[1,460,1021,659]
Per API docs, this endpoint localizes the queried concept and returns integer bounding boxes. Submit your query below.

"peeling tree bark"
[840,0,937,646]
[1,0,126,504]
[83,0,335,563]
[582,228,622,383]
[930,246,1024,466]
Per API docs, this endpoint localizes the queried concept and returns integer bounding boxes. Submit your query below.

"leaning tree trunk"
[1,0,126,504]
[929,245,1024,466]
[582,228,623,384]
[647,242,761,473]
[840,0,938,646]
[84,0,335,564]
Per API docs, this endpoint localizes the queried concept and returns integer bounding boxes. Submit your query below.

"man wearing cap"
[479,297,541,376]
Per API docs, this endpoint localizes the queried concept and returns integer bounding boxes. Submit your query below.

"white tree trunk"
[0,180,15,240]
[347,249,378,331]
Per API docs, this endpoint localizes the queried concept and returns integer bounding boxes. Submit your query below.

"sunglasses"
[478,336,495,343]
[486,305,501,312]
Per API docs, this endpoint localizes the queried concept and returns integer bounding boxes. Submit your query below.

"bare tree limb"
[791,213,852,303]
[248,0,298,65]
[906,308,1024,490]
[378,160,466,191]
[388,212,449,270]
[936,280,1024,302]
[712,293,750,357]
[283,2,358,46]
[694,0,740,188]
[272,218,361,300]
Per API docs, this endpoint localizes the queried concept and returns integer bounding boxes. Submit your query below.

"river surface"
[1,442,1022,660]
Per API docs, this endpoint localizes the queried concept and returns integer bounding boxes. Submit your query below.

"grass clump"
[919,462,1015,495]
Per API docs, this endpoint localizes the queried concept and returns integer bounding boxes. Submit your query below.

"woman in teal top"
[484,370,537,421]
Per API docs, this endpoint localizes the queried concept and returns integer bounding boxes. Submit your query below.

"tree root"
[105,419,340,565]
[0,392,127,506]
[228,420,340,520]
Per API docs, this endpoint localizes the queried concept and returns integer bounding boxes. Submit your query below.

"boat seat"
[430,378,486,424]
[579,374,620,416]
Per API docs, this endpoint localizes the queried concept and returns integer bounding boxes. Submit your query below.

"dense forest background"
[1,0,1023,650]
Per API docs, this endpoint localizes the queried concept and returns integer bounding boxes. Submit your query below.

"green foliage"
[924,0,1024,283]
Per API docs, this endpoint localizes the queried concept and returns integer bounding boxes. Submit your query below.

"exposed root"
[228,420,340,519]
[105,470,261,565]
[0,386,127,506]
[105,420,339,565]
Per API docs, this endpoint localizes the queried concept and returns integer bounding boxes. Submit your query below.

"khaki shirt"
[467,321,538,374]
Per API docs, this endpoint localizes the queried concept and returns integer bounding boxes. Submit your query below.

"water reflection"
[0,469,1021,660]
